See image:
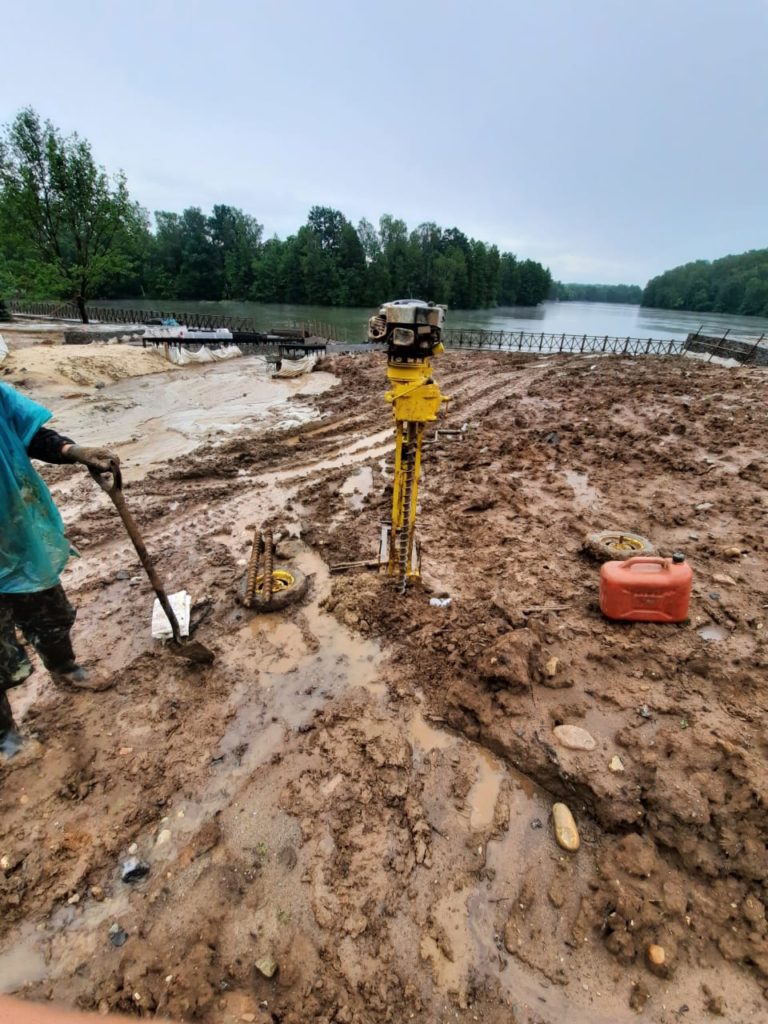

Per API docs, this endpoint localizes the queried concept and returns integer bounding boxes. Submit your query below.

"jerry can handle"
[620,556,670,570]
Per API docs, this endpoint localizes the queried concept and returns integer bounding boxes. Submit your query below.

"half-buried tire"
[239,567,308,612]
[584,530,655,562]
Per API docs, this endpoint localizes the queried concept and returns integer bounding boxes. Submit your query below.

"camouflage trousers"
[0,584,77,693]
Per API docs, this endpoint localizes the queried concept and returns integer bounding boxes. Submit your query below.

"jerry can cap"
[672,552,686,563]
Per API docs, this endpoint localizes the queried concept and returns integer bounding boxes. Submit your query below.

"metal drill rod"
[263,528,274,603]
[397,426,418,589]
[244,526,264,608]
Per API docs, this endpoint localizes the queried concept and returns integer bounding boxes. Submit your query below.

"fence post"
[623,336,630,354]
[744,333,765,365]
[708,328,730,362]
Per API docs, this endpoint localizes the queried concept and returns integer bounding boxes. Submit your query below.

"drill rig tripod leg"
[391,422,424,588]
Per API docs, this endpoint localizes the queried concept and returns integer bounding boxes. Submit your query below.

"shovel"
[89,466,215,665]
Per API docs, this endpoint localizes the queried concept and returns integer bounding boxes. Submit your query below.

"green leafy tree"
[0,108,135,321]
[209,204,262,299]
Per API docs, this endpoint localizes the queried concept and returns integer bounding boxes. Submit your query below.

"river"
[93,298,768,344]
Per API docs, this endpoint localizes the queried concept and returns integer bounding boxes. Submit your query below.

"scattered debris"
[120,857,150,883]
[108,923,128,948]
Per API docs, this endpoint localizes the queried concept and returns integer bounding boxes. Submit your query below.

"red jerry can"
[600,554,693,623]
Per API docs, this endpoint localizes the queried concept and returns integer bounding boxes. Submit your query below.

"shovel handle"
[89,467,182,644]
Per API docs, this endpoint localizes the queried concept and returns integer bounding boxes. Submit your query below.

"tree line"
[550,282,643,304]
[642,250,768,317]
[0,109,552,319]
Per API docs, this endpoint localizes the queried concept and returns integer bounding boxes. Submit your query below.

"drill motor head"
[368,299,446,362]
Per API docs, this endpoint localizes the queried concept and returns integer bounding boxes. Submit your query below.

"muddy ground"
[1,348,767,1023]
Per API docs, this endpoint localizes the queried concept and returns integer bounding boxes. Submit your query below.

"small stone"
[108,923,127,947]
[552,803,580,852]
[127,843,138,855]
[553,724,596,751]
[67,892,81,905]
[723,546,742,559]
[638,704,652,719]
[646,943,667,976]
[695,502,713,512]
[119,747,134,756]
[156,829,172,847]
[702,985,725,1016]
[120,857,150,883]
[629,982,650,1011]
[255,955,277,978]
[544,656,560,678]
[343,911,368,937]
[115,570,130,581]
[241,1015,256,1023]
[609,755,625,773]
[712,574,736,587]
[0,856,9,871]
[90,885,105,901]
[688,533,700,540]
[19,794,29,806]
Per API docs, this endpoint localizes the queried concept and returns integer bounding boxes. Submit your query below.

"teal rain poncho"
[0,383,72,593]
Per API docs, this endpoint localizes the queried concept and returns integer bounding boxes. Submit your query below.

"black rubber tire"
[239,566,308,612]
[584,530,655,562]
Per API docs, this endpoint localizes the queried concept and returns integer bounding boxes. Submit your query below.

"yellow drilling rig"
[368,300,448,590]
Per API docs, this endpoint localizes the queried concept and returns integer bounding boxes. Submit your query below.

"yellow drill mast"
[368,300,447,589]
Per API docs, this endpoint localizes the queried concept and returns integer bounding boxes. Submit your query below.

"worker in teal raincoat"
[1,382,120,760]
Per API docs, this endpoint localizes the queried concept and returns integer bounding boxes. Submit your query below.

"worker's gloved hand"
[65,445,120,474]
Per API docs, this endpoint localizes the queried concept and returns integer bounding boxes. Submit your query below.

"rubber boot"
[0,691,24,760]
[50,663,113,692]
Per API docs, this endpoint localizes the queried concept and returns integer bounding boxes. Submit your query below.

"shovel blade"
[169,640,215,665]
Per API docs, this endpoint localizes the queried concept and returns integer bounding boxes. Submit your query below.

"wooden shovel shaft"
[98,477,182,644]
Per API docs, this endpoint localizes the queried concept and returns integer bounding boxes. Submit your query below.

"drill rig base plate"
[378,523,421,581]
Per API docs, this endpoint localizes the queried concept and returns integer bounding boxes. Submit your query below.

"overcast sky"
[2,0,766,285]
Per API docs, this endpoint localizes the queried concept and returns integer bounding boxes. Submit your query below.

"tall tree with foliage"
[0,108,137,321]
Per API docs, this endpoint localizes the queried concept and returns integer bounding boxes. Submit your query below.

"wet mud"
[1,350,767,1023]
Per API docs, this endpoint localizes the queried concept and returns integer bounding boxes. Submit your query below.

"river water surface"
[94,299,768,344]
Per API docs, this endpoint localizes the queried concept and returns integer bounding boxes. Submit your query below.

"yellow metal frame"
[384,357,446,581]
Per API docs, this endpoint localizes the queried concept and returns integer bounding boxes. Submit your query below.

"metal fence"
[4,299,346,343]
[442,328,682,358]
